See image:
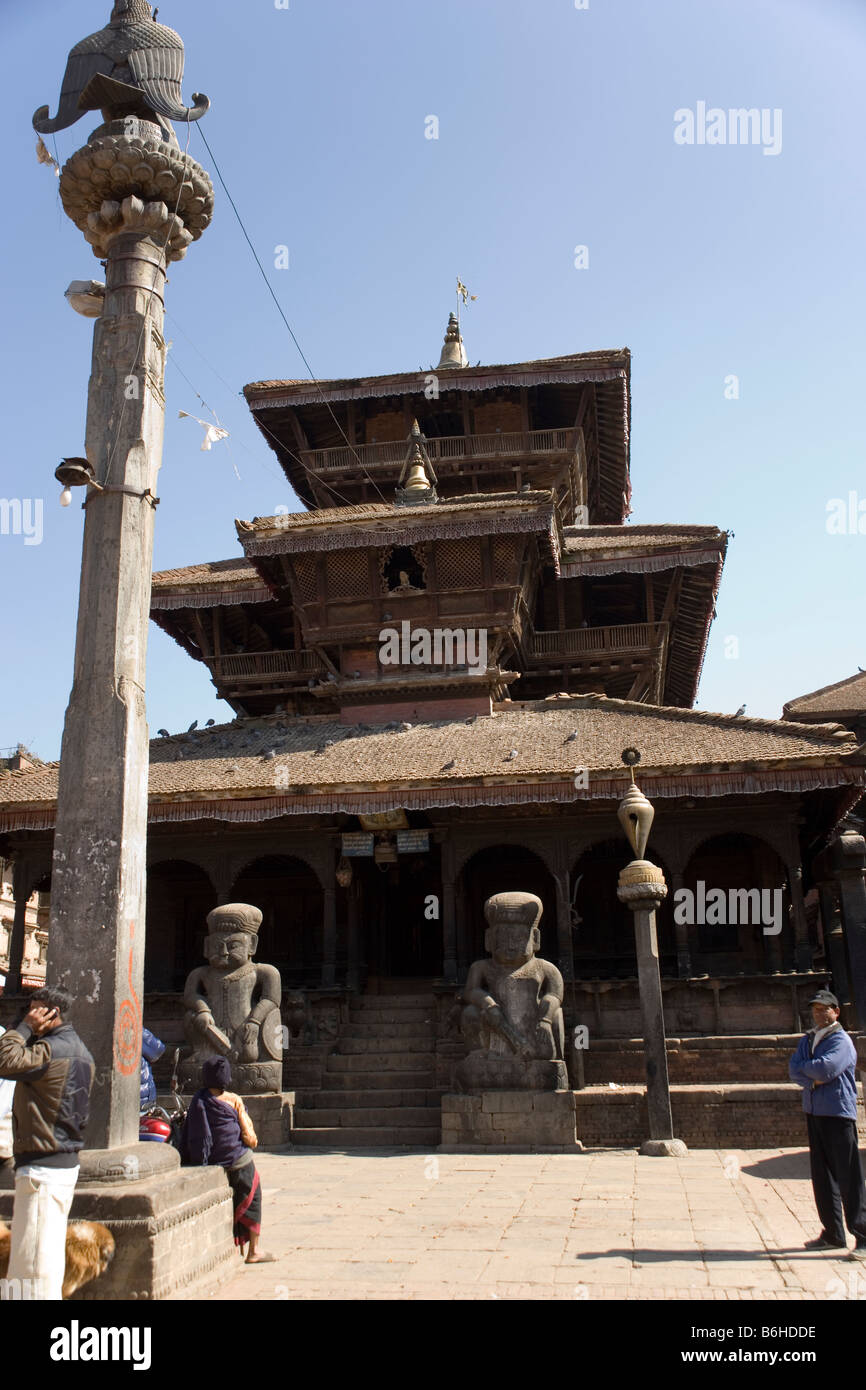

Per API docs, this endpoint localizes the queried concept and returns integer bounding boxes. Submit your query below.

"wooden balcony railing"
[527,621,668,662]
[211,650,325,683]
[300,428,576,474]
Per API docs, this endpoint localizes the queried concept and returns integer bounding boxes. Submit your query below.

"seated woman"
[180,1056,275,1264]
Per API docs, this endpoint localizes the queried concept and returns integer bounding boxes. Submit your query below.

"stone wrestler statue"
[181,904,283,1094]
[458,891,568,1091]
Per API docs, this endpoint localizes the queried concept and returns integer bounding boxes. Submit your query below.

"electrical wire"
[195,126,389,506]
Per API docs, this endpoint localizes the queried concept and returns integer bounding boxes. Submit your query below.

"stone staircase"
[291,991,442,1147]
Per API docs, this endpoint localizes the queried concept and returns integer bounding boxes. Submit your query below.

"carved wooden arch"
[679,826,792,875]
[454,835,558,882]
[227,849,328,896]
[568,831,676,879]
[145,853,218,894]
[6,853,53,903]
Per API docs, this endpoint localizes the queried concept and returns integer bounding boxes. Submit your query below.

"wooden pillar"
[346,880,360,993]
[671,870,691,978]
[455,879,468,984]
[817,880,850,1004]
[5,859,33,996]
[553,865,574,983]
[321,852,337,987]
[442,837,457,984]
[787,860,813,973]
[831,830,866,1029]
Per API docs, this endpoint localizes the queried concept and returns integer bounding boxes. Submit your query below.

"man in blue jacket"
[789,989,866,1256]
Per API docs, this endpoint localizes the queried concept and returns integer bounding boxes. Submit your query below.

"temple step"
[295,1106,439,1128]
[346,1012,434,1029]
[300,1088,439,1108]
[337,1035,434,1055]
[289,1126,441,1148]
[326,1052,435,1073]
[320,1070,435,1090]
[353,993,435,1009]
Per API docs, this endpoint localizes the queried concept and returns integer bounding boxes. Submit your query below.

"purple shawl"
[180,1089,247,1168]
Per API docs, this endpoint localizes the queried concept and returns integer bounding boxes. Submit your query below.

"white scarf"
[812,1022,838,1047]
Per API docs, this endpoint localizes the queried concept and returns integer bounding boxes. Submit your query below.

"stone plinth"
[0,1165,234,1301]
[440,1091,582,1153]
[455,1055,568,1091]
[161,1092,295,1149]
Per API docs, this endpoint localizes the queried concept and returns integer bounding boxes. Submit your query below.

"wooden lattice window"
[326,551,369,599]
[291,555,318,602]
[492,537,517,584]
[435,538,482,589]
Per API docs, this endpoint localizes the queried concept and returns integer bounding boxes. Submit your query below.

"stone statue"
[457,891,568,1091]
[181,904,283,1095]
[33,0,209,147]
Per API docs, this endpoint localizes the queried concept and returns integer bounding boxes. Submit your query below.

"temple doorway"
[355,846,442,980]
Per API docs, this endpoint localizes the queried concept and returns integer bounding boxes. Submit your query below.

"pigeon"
[187,720,198,733]
[505,749,519,761]
[565,731,579,743]
[157,729,170,738]
[261,750,275,761]
[442,759,456,770]
[734,704,746,717]
[400,722,413,731]
[205,718,215,727]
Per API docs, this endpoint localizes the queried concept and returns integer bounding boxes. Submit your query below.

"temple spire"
[436,311,468,370]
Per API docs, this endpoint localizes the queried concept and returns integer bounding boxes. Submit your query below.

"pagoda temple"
[2,318,864,1146]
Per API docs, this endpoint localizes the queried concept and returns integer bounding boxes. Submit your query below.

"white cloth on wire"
[178,410,229,451]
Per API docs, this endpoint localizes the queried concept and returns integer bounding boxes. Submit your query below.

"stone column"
[5,859,33,996]
[618,863,687,1157]
[47,119,213,1154]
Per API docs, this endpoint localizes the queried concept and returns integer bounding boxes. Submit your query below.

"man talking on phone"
[0,987,94,1300]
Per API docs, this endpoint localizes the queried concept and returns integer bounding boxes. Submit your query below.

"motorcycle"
[139,1047,186,1149]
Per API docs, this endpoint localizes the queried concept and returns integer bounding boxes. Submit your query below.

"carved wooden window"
[326,551,369,599]
[382,546,426,592]
[435,538,482,589]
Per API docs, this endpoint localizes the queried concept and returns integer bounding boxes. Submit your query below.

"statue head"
[204,903,262,971]
[483,891,543,966]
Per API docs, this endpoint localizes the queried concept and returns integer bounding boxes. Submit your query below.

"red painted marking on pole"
[113,919,142,1075]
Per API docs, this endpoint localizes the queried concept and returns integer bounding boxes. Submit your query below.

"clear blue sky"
[1,0,864,760]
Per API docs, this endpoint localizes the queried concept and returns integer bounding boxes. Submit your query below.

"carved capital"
[60,133,213,261]
[85,195,191,260]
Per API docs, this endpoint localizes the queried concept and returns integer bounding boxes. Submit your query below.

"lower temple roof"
[1,695,862,832]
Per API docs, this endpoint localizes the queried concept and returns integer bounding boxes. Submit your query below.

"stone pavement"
[185,1146,866,1301]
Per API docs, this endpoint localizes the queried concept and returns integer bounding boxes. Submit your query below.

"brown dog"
[0,1219,115,1298]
